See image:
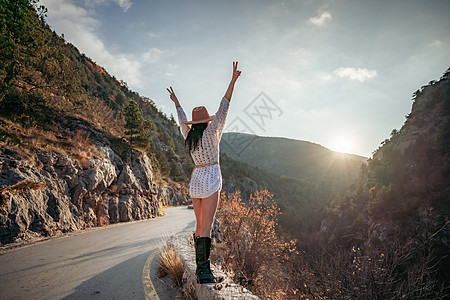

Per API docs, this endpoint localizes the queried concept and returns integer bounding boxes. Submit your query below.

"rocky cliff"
[0,145,189,245]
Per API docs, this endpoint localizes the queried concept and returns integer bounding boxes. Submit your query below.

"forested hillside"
[220,153,334,237]
[0,0,192,180]
[220,134,367,237]
[221,133,367,193]
[0,0,193,244]
[299,69,450,298]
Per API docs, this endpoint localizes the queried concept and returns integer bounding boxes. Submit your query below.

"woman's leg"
[192,198,202,238]
[199,190,220,238]
[195,190,223,283]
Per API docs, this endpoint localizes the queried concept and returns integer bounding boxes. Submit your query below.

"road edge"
[142,249,160,300]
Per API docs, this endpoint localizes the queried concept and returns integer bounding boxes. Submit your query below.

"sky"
[39,0,450,157]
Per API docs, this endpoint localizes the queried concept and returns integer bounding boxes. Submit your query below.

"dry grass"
[157,241,185,287]
[0,115,103,162]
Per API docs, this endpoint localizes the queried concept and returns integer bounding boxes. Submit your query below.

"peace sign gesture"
[232,61,242,82]
[166,86,180,108]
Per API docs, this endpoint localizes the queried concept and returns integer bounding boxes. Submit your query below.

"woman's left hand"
[232,61,241,82]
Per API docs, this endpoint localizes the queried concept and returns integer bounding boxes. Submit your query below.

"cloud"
[41,0,142,88]
[308,11,332,27]
[113,0,132,12]
[82,0,132,12]
[148,32,160,38]
[428,40,445,48]
[334,67,377,82]
[142,48,164,63]
[317,72,333,81]
[289,48,314,66]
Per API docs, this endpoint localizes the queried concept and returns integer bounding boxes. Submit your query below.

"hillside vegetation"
[317,69,450,291]
[220,153,335,237]
[0,0,194,243]
[220,135,367,238]
[312,70,449,298]
[221,133,367,193]
[0,0,192,184]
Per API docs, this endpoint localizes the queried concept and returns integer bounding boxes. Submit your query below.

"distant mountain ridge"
[218,133,368,238]
[221,132,367,193]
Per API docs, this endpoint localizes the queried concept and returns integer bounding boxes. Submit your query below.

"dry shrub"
[0,179,45,193]
[157,241,185,287]
[66,129,103,159]
[292,234,447,299]
[23,124,58,151]
[71,97,125,138]
[0,179,46,207]
[215,190,298,299]
[69,129,90,150]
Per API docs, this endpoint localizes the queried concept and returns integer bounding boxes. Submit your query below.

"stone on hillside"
[54,155,70,168]
[130,153,153,188]
[131,195,144,220]
[99,145,123,170]
[36,151,54,166]
[118,195,133,222]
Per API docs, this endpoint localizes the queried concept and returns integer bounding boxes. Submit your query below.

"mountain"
[219,153,335,236]
[219,135,367,238]
[315,68,450,297]
[0,0,193,245]
[324,68,450,244]
[221,133,367,193]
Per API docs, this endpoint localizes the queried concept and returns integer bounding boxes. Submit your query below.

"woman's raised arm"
[167,86,190,138]
[224,61,242,102]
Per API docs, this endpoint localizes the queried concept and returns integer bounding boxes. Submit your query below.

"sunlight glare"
[331,135,356,154]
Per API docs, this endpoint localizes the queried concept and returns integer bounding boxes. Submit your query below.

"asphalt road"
[0,206,195,300]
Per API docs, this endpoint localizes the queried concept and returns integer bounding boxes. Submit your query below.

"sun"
[330,135,356,154]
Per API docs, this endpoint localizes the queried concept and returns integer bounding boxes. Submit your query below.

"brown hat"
[183,106,214,124]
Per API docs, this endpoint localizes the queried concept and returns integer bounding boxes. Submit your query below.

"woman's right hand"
[166,86,180,108]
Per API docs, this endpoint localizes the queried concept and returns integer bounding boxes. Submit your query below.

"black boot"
[195,237,223,284]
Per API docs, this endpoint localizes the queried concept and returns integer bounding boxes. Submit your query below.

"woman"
[167,61,241,284]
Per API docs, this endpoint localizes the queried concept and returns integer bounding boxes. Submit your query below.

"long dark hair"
[185,123,208,152]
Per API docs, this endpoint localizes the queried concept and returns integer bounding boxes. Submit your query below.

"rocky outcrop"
[0,146,189,245]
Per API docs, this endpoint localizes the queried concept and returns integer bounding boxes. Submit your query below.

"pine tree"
[123,99,153,147]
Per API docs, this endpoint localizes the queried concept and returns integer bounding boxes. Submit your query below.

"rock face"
[0,146,189,245]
